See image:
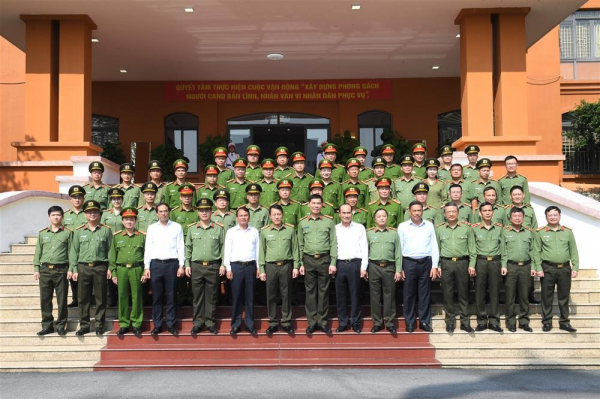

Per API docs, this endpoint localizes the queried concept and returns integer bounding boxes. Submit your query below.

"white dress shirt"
[398,218,439,268]
[223,224,260,271]
[144,220,185,269]
[335,222,369,271]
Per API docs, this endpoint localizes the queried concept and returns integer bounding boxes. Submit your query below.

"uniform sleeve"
[468,227,476,269]
[69,231,80,273]
[33,233,43,272]
[137,193,146,208]
[291,229,300,270]
[258,230,267,274]
[329,220,337,265]
[184,229,192,269]
[363,184,370,206]
[528,231,535,272]
[500,230,507,270]
[297,223,305,267]
[366,208,374,230]
[522,179,531,205]
[393,233,402,273]
[219,227,225,267]
[532,230,542,272]
[531,209,538,229]
[569,230,580,271]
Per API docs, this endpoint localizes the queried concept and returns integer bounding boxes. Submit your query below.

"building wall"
[0,37,25,161]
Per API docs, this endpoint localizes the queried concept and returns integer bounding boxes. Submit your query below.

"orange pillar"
[493,12,529,136]
[457,13,494,139]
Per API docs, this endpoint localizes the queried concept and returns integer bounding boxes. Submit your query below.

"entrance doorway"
[253,126,304,162]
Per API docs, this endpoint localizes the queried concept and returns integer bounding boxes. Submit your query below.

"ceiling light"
[432,66,440,70]
[184,7,194,13]
[91,38,99,43]
[119,69,128,73]
[351,4,361,10]
[456,34,460,38]
[267,53,284,61]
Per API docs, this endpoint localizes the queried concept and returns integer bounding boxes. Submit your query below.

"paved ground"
[1,369,599,399]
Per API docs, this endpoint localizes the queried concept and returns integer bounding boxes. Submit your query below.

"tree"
[568,99,600,148]
[372,129,411,163]
[150,144,185,181]
[100,141,126,165]
[198,134,227,171]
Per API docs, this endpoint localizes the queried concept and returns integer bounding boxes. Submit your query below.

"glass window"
[560,23,574,58]
[229,129,251,158]
[358,111,391,166]
[560,12,600,60]
[91,115,119,147]
[306,128,328,174]
[165,113,199,173]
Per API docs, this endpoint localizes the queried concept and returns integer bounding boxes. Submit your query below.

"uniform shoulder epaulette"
[299,215,308,221]
[64,227,73,232]
[323,214,334,219]
[461,202,472,207]
[498,175,507,180]
[324,202,334,207]
[524,226,534,232]
[518,174,528,179]
[436,222,445,228]
[460,221,471,226]
[135,182,144,188]
[368,200,378,205]
[472,223,480,227]
[335,163,344,168]
[102,208,111,213]
[494,222,504,227]
[75,224,85,230]
[503,225,512,230]
[261,225,270,230]
[563,225,572,230]
[470,179,478,184]
[537,226,545,232]
[101,224,111,229]
[269,201,278,207]
[113,230,122,236]
[226,178,235,183]
[364,166,373,170]
[367,227,374,231]
[187,222,197,227]
[139,230,146,235]
[214,221,224,228]
[171,206,178,211]
[358,207,368,213]
[166,181,174,186]
[306,173,314,178]
[290,199,300,204]
[39,227,49,232]
[137,205,144,209]
[391,199,402,205]
[388,226,397,231]
[197,183,206,188]
[284,223,294,228]
[428,204,438,210]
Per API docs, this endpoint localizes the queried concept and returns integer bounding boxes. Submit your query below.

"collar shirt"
[336,222,369,270]
[398,218,439,269]
[144,220,185,269]
[223,224,260,271]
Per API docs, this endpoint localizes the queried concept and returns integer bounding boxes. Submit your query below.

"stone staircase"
[1,236,599,371]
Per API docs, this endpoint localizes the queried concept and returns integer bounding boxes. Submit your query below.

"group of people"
[33,141,580,338]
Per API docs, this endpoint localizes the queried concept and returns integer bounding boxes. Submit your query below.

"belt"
[192,260,221,267]
[266,260,291,267]
[404,256,430,263]
[338,258,360,263]
[441,256,469,262]
[543,260,568,268]
[305,252,329,259]
[507,260,531,266]
[153,258,177,264]
[42,263,68,269]
[117,262,144,268]
[369,260,394,267]
[79,262,107,268]
[477,255,501,261]
[233,260,256,266]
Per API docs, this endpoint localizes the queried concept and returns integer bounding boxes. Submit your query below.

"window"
[165,113,199,173]
[91,115,119,147]
[562,112,600,174]
[560,11,600,79]
[358,111,392,166]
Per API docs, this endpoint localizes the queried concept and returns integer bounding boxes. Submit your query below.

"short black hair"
[504,155,518,163]
[483,186,497,194]
[449,183,462,192]
[545,205,561,215]
[479,201,493,211]
[450,163,463,170]
[155,202,170,212]
[374,208,388,217]
[236,206,250,216]
[408,201,423,210]
[269,204,283,214]
[510,185,524,194]
[444,202,459,210]
[510,206,524,216]
[308,194,323,203]
[48,206,64,216]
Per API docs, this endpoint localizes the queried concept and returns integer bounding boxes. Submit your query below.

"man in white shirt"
[143,202,185,336]
[224,206,260,335]
[335,204,369,333]
[398,201,439,333]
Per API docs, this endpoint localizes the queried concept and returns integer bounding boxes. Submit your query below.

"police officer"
[109,207,146,335]
[404,183,443,225]
[225,158,250,209]
[258,158,280,207]
[273,146,293,180]
[300,179,336,218]
[503,186,537,229]
[501,207,536,332]
[499,155,530,205]
[411,143,427,179]
[438,145,454,181]
[259,204,300,335]
[117,163,142,208]
[196,165,220,202]
[164,159,197,209]
[423,158,448,208]
[245,183,269,229]
[315,143,345,182]
[366,208,402,334]
[462,145,480,181]
[436,203,476,333]
[63,185,87,307]
[470,186,505,225]
[393,155,421,208]
[147,160,167,205]
[341,158,369,209]
[298,194,337,334]
[213,147,234,186]
[84,161,110,211]
[444,184,473,223]
[367,177,402,229]
[353,146,375,181]
[33,206,72,335]
[186,198,226,335]
[211,189,237,232]
[290,152,313,203]
[471,202,504,333]
[245,145,263,183]
[137,182,159,233]
[276,179,302,227]
[534,206,579,333]
[470,158,502,208]
[319,159,343,209]
[366,157,396,203]
[381,144,401,179]
[69,200,113,335]
[446,163,474,204]
[101,188,125,232]
[336,187,368,227]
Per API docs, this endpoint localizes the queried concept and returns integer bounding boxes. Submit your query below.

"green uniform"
[298,214,338,327]
[384,164,402,179]
[406,204,442,226]
[533,225,579,327]
[424,179,448,209]
[225,179,249,209]
[185,221,225,328]
[316,164,345,183]
[246,205,269,229]
[334,207,368,227]
[438,167,451,182]
[470,204,506,225]
[258,179,280,207]
[367,199,403,229]
[100,209,124,232]
[84,183,110,211]
[69,224,113,330]
[470,178,502,205]
[153,182,167,205]
[217,167,234,187]
[436,221,476,327]
[136,205,158,232]
[365,178,397,204]
[357,167,375,182]
[438,202,472,224]
[322,181,343,209]
[211,210,237,233]
[273,166,293,181]
[259,224,300,327]
[503,203,538,229]
[33,225,72,330]
[462,165,478,181]
[340,180,369,209]
[170,206,199,237]
[445,179,473,204]
[245,165,263,183]
[412,164,427,179]
[291,173,313,203]
[164,181,197,209]
[117,184,142,209]
[108,229,145,328]
[498,174,530,205]
[277,200,302,227]
[471,222,504,327]
[366,227,401,328]
[501,225,535,328]
[393,176,420,209]
[62,208,87,229]
[196,184,219,203]
[300,202,335,219]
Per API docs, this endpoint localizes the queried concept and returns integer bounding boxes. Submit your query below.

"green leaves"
[568,100,600,149]
[150,144,185,181]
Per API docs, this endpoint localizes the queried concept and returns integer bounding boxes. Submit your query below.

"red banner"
[163,79,392,102]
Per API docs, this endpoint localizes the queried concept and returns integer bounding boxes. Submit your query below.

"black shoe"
[230,326,241,335]
[208,326,219,335]
[406,325,415,333]
[56,328,66,336]
[371,325,383,333]
[419,323,433,332]
[488,325,503,333]
[476,324,487,332]
[352,324,362,333]
[132,327,142,335]
[247,327,257,335]
[460,325,474,333]
[542,323,552,332]
[336,325,348,333]
[306,325,316,334]
[37,327,55,336]
[560,324,577,333]
[151,327,161,335]
[190,326,202,335]
[266,326,278,335]
[116,327,129,335]
[507,325,516,332]
[519,324,532,332]
[167,327,178,335]
[528,295,541,305]
[446,324,455,333]
[319,325,332,334]
[95,328,104,335]
[282,326,294,334]
[75,327,89,336]
[67,301,78,308]
[387,326,397,334]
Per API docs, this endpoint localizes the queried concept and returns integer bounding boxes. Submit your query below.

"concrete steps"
[0,360,97,373]
[438,357,600,369]
[0,345,103,361]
